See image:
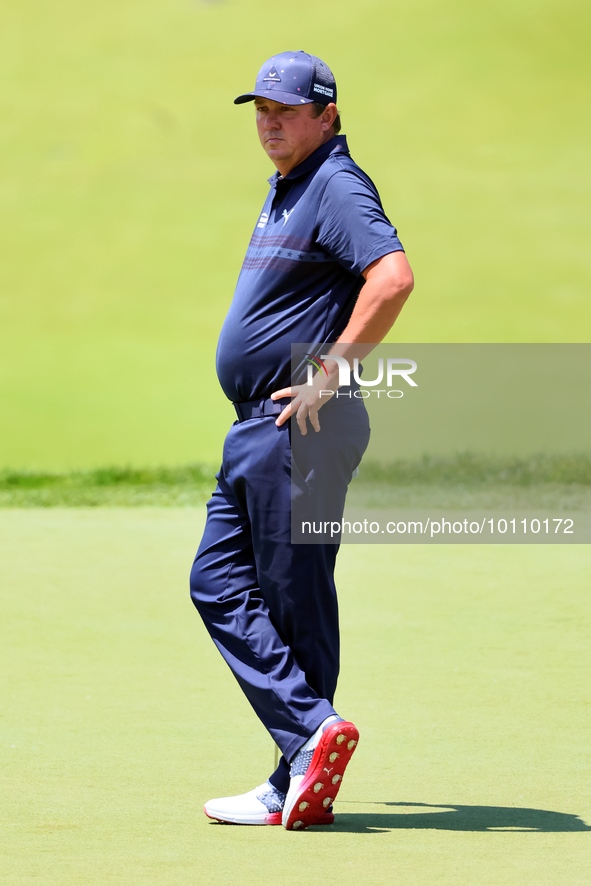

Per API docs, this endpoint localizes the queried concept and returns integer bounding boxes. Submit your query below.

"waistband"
[233,397,291,422]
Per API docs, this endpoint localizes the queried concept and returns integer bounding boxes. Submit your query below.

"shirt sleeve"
[315,168,404,276]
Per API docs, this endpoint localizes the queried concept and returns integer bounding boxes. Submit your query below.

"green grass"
[1,510,590,885]
[0,464,217,507]
[2,7,588,882]
[1,0,590,471]
[348,454,591,511]
[357,453,591,486]
[1,454,590,508]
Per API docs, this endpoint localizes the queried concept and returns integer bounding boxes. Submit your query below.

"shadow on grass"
[316,802,591,833]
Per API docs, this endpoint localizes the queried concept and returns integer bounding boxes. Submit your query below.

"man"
[190,50,413,831]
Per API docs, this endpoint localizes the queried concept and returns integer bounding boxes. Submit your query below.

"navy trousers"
[189,394,370,793]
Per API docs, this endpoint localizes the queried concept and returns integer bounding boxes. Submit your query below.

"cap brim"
[234,89,315,106]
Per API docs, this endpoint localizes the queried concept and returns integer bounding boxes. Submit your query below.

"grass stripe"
[0,454,589,508]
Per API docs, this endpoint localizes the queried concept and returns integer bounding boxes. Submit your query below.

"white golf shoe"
[282,717,359,830]
[204,781,335,826]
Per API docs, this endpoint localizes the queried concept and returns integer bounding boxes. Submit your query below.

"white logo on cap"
[263,67,281,82]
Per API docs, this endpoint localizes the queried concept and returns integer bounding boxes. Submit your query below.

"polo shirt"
[215,135,404,403]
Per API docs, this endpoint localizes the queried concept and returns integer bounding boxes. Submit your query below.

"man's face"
[254,97,331,176]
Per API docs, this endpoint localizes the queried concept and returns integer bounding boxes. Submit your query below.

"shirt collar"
[267,135,349,186]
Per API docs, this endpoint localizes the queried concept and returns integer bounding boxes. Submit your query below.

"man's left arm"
[272,249,414,433]
[336,250,414,348]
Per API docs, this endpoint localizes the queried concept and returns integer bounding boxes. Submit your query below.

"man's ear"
[321,103,338,131]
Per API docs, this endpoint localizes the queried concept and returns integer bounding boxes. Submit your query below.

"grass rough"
[1,455,590,508]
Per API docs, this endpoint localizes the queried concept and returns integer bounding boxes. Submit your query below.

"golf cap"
[234,50,337,106]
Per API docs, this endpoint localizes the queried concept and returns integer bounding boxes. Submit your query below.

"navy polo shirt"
[216,135,404,403]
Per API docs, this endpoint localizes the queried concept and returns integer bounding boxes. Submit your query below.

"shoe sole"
[204,808,334,826]
[283,721,359,831]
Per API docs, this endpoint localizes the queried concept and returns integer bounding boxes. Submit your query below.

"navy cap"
[234,50,337,106]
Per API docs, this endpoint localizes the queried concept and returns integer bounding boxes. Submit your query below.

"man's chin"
[265,147,288,162]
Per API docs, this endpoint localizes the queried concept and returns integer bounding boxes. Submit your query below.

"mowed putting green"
[1,509,590,885]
